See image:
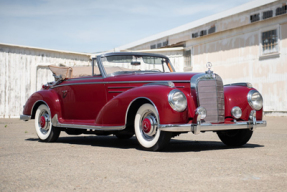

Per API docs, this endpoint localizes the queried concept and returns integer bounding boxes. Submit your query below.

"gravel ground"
[0,116,286,192]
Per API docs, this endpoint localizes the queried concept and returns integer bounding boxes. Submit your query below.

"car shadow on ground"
[26,135,264,153]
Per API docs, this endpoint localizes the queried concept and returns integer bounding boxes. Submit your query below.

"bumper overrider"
[159,110,267,134]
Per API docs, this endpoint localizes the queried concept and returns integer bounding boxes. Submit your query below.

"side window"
[261,29,279,55]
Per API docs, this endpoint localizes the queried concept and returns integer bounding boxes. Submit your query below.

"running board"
[51,114,125,131]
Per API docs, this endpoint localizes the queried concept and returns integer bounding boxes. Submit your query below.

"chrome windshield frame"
[94,52,175,78]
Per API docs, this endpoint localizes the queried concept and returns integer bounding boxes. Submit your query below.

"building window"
[262,29,278,55]
[263,10,273,19]
[199,30,207,36]
[250,13,260,23]
[162,40,168,47]
[150,44,156,49]
[208,26,216,34]
[275,5,287,16]
[192,32,198,38]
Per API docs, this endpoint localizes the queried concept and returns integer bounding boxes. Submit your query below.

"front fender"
[95,85,189,126]
[224,86,263,121]
[22,89,62,119]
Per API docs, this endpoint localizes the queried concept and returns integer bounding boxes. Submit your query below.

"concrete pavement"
[0,116,286,191]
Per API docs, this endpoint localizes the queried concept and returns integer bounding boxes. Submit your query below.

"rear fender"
[95,85,189,126]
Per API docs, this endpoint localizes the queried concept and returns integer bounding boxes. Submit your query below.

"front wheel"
[134,103,171,151]
[35,104,60,142]
[217,129,253,147]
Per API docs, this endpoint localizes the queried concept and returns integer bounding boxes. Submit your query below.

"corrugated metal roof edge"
[116,0,278,50]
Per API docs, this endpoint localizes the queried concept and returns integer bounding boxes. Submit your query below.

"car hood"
[104,72,201,82]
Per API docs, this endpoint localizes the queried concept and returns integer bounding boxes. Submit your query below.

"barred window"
[262,29,278,54]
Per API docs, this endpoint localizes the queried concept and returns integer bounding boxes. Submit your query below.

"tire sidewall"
[134,103,161,149]
[35,104,52,141]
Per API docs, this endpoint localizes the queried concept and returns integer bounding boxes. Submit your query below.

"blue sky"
[0,0,253,53]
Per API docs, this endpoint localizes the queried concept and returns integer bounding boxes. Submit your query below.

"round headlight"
[247,90,263,110]
[168,89,187,112]
[231,106,242,119]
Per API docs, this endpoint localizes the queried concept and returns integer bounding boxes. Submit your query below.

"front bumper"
[20,115,31,121]
[159,120,266,134]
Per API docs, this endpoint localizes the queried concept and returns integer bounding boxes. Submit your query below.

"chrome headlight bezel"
[168,89,187,112]
[247,90,263,110]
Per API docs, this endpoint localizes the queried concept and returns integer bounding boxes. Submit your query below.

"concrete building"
[116,0,287,115]
[0,0,286,118]
[0,43,92,118]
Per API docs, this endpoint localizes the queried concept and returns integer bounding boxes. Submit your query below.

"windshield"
[100,55,174,76]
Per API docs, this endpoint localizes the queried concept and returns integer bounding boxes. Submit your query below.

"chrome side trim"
[20,115,31,121]
[143,81,175,87]
[51,80,190,89]
[108,91,123,93]
[51,114,125,131]
[225,82,252,88]
[108,86,136,89]
[125,97,160,128]
[66,77,104,81]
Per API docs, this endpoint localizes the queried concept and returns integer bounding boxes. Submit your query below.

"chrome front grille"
[196,75,225,123]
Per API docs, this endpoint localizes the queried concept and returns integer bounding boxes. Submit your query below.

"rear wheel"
[35,104,60,142]
[134,103,171,151]
[217,129,253,147]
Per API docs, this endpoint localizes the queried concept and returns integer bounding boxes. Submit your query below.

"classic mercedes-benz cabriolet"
[20,52,266,151]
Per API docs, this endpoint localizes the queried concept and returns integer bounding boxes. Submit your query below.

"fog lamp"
[196,107,207,120]
[231,106,242,119]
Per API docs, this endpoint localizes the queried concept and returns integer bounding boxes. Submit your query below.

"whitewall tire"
[134,103,171,151]
[35,104,60,142]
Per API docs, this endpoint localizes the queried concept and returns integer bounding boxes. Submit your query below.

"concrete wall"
[124,0,287,114]
[188,16,287,113]
[0,44,91,118]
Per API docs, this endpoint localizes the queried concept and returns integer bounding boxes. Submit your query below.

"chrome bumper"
[20,115,31,121]
[159,120,266,134]
[159,110,266,134]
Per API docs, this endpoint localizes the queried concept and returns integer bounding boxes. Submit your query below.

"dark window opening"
[276,5,287,16]
[157,43,162,48]
[199,30,207,36]
[208,26,216,34]
[192,33,198,38]
[150,44,156,49]
[250,13,260,22]
[162,40,168,47]
[263,10,273,19]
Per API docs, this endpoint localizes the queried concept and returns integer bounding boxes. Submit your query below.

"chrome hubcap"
[38,111,50,132]
[141,111,158,139]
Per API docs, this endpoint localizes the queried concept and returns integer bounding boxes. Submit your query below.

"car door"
[56,76,106,120]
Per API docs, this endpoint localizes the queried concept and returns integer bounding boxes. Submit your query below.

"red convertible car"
[20,52,266,151]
